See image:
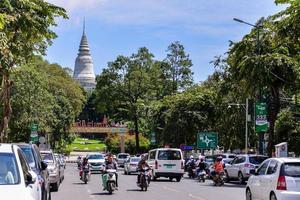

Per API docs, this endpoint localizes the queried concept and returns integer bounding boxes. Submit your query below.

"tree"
[0,0,67,142]
[165,41,193,93]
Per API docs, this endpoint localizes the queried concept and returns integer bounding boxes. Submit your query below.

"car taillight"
[155,160,158,169]
[244,163,254,168]
[277,176,287,190]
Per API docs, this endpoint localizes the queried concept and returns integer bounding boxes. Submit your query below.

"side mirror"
[41,161,48,171]
[26,172,36,185]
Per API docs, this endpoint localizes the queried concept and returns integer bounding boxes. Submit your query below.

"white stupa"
[73,21,96,90]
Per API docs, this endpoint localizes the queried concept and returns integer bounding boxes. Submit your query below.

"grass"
[68,137,106,152]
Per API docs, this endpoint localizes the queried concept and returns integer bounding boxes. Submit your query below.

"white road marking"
[163,186,180,193]
[189,193,206,200]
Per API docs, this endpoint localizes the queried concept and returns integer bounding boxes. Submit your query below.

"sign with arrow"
[197,132,218,149]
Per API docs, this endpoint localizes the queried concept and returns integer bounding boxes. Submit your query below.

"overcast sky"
[45,0,286,83]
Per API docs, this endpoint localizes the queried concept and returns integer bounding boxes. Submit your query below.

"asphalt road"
[52,163,246,200]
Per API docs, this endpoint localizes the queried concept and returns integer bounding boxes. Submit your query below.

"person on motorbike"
[102,153,118,188]
[196,157,207,177]
[79,157,89,179]
[212,156,224,179]
[137,154,150,185]
[186,155,196,178]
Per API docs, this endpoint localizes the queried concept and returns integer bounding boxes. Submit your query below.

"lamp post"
[233,18,264,154]
[228,98,249,154]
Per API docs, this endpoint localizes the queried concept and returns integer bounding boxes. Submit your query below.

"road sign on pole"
[197,132,218,149]
[30,123,39,142]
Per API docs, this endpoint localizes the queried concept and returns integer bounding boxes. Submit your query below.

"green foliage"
[9,57,86,151]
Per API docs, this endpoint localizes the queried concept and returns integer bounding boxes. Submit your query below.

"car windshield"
[87,154,104,159]
[118,154,129,159]
[249,156,268,164]
[19,147,36,169]
[158,150,181,160]
[0,153,20,185]
[131,158,141,162]
[284,163,300,177]
[41,152,54,163]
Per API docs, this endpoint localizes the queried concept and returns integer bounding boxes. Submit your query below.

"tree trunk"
[134,115,140,153]
[0,72,12,143]
[267,86,280,157]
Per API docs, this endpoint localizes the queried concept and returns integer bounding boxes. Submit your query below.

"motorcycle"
[102,169,117,194]
[212,171,225,186]
[81,165,91,184]
[197,169,206,182]
[187,165,196,178]
[137,167,151,191]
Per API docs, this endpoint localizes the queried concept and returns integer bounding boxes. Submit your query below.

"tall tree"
[165,41,193,93]
[0,0,67,142]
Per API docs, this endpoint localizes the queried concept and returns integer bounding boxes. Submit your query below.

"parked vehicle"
[54,153,64,183]
[40,150,61,191]
[148,148,185,182]
[18,143,51,200]
[0,143,40,200]
[124,157,141,175]
[102,169,117,194]
[137,166,151,191]
[116,153,130,167]
[214,153,236,164]
[246,157,300,200]
[86,153,106,173]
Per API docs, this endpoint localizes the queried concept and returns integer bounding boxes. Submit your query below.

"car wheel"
[51,181,59,192]
[48,191,51,200]
[128,171,131,175]
[169,177,173,181]
[176,177,181,182]
[246,189,252,200]
[270,193,277,200]
[238,172,245,184]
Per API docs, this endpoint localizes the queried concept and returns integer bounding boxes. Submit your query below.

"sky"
[45,0,286,83]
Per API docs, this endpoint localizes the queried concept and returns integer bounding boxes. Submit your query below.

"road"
[52,164,245,200]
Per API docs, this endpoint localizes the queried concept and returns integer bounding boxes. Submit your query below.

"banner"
[255,103,269,132]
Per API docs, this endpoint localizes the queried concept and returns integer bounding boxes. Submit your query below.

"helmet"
[190,155,194,159]
[200,157,204,162]
[216,156,223,162]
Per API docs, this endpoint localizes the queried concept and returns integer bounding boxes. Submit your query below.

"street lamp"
[228,98,249,154]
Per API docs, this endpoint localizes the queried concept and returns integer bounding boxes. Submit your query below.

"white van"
[148,148,184,182]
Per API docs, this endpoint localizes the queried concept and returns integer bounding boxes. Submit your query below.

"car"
[215,153,236,164]
[40,150,61,191]
[124,157,141,175]
[0,143,40,200]
[246,157,300,200]
[17,143,51,200]
[86,153,105,173]
[54,153,65,182]
[58,154,66,169]
[148,148,185,182]
[225,154,268,184]
[116,153,130,167]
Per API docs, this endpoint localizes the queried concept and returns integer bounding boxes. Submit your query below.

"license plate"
[166,165,172,169]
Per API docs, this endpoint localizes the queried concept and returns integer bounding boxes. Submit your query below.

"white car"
[124,157,141,174]
[86,153,106,173]
[0,143,40,200]
[246,157,300,200]
[148,148,185,182]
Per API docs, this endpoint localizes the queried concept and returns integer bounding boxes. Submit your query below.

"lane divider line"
[189,193,206,200]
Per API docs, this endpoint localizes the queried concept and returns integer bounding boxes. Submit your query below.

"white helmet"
[190,155,194,159]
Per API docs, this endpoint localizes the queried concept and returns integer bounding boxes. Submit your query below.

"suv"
[116,153,130,167]
[225,154,268,184]
[0,143,40,200]
[40,150,60,191]
[148,148,185,182]
[18,143,51,200]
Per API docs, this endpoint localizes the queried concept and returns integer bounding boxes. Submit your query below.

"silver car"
[124,157,141,175]
[225,154,268,184]
[41,150,61,191]
[116,153,130,167]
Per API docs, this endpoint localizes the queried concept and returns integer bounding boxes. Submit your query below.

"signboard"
[150,132,156,144]
[179,144,194,151]
[197,132,218,149]
[112,128,127,134]
[255,103,269,132]
[30,124,39,142]
[275,142,288,157]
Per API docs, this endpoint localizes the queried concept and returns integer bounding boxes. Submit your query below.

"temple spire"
[83,17,86,35]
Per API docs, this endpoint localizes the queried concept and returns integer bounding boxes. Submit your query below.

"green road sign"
[150,132,156,144]
[255,103,269,132]
[30,124,38,132]
[30,123,39,142]
[197,132,218,149]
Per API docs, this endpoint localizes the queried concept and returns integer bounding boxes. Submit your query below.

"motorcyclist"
[79,157,89,180]
[77,155,82,169]
[102,153,118,188]
[196,156,207,176]
[186,155,196,178]
[137,154,150,185]
[212,156,224,179]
